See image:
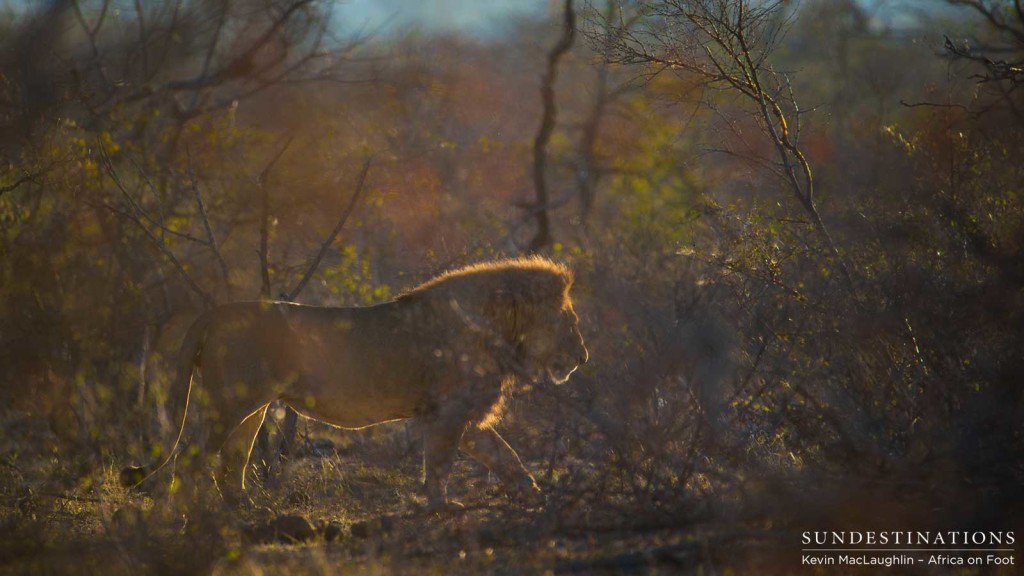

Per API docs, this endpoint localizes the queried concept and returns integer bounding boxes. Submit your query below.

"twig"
[0,171,40,196]
[113,154,208,245]
[256,137,294,299]
[899,99,971,111]
[286,156,373,301]
[186,147,231,295]
[70,0,113,91]
[185,0,228,115]
[96,199,205,245]
[101,152,213,307]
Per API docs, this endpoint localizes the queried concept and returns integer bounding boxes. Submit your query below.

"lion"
[121,256,588,510]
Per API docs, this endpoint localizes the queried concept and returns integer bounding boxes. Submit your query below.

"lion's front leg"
[460,425,542,506]
[421,408,470,512]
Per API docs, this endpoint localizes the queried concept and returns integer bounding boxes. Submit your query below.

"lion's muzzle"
[547,363,578,385]
[548,337,588,385]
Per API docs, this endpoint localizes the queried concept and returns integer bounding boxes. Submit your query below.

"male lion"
[122,256,588,510]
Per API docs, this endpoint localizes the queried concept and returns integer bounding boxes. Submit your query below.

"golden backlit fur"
[122,256,588,510]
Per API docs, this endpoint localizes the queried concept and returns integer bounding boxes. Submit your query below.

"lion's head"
[421,256,589,386]
[517,300,588,385]
[481,258,587,385]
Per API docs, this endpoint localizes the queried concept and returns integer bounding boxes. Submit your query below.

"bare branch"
[590,0,855,291]
[258,138,295,186]
[71,0,113,91]
[113,155,208,245]
[948,0,1024,45]
[256,137,295,300]
[185,0,229,114]
[899,99,972,111]
[528,0,577,254]
[100,153,213,307]
[185,148,231,296]
[943,34,1024,87]
[91,0,364,128]
[164,0,318,93]
[133,0,150,79]
[514,188,579,214]
[286,156,373,301]
[0,171,41,197]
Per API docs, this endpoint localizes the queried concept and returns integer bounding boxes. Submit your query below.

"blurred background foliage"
[0,0,1021,572]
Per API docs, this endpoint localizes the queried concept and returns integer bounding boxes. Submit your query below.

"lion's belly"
[271,302,433,429]
[283,377,424,429]
[283,347,429,429]
[295,392,415,429]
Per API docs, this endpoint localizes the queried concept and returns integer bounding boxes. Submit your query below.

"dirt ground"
[0,421,798,576]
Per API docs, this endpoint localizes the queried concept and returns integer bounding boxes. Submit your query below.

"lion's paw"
[424,498,466,515]
[506,481,545,510]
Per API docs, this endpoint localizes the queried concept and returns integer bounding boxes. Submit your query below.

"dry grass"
[0,415,793,576]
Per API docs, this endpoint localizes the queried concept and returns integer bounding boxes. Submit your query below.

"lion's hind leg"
[213,404,269,506]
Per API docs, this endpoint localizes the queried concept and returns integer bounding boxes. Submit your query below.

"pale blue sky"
[0,0,965,38]
[332,0,960,38]
[333,0,549,38]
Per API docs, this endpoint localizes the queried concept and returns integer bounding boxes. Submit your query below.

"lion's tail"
[120,309,215,489]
